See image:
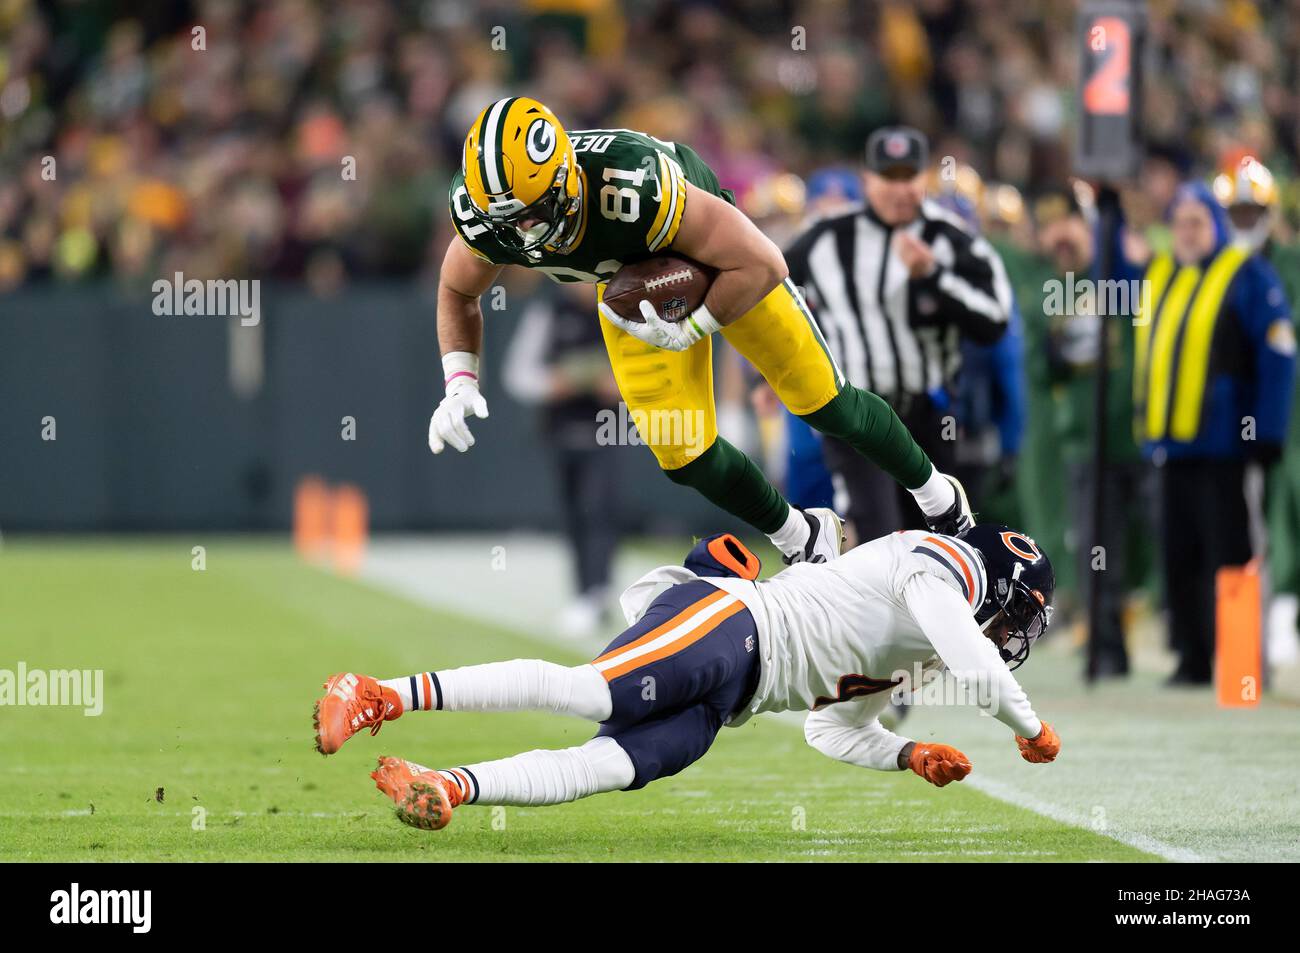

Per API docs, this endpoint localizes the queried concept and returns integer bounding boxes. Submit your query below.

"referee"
[785,127,1013,542]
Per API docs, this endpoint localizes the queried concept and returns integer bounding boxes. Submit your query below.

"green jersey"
[449,129,731,283]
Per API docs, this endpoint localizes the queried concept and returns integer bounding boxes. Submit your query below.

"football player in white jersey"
[312,524,1060,830]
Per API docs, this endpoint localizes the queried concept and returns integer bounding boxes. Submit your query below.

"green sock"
[801,386,933,490]
[662,438,789,535]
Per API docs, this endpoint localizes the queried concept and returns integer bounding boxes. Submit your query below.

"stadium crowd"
[2,0,1299,293]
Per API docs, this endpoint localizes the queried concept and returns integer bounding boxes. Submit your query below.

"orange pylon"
[331,483,369,576]
[1216,559,1262,709]
[293,476,330,562]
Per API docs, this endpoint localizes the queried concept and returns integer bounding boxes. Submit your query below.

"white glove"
[598,299,721,352]
[428,352,489,454]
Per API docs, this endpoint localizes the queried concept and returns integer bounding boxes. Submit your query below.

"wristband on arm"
[687,303,722,340]
[442,351,480,390]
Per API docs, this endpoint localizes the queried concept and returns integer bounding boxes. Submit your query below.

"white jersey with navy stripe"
[908,531,987,612]
[705,530,1040,745]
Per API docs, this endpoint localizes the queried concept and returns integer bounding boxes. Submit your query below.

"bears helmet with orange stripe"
[961,524,1054,670]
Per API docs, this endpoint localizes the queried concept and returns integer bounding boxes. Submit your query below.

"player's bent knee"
[659,437,721,484]
[581,736,637,793]
[573,664,614,722]
[629,409,715,470]
[650,442,712,472]
[601,703,724,790]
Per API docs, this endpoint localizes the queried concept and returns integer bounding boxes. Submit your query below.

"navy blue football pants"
[591,580,760,790]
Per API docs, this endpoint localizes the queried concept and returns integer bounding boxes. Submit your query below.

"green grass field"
[1,538,1294,862]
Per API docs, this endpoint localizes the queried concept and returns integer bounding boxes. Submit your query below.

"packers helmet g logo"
[525,119,557,164]
[460,97,581,260]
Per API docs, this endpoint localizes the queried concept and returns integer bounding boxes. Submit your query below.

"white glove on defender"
[598,299,721,352]
[428,352,489,454]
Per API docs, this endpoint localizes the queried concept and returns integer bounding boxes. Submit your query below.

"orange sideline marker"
[1215,560,1261,708]
[332,483,369,576]
[293,476,330,561]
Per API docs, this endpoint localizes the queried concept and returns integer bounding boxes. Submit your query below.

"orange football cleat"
[371,756,463,831]
[313,672,402,755]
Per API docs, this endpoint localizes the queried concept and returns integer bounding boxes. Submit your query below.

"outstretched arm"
[901,573,1042,738]
[803,693,909,772]
[804,692,974,787]
[902,573,1060,762]
[437,237,503,356]
[429,239,505,454]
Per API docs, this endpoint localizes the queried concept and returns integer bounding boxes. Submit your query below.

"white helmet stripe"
[481,98,511,196]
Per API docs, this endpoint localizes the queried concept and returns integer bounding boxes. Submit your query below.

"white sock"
[909,465,956,518]
[433,737,635,806]
[767,503,809,555]
[377,677,414,713]
[381,660,612,721]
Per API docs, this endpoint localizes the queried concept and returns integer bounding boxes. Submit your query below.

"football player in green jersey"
[430,96,972,562]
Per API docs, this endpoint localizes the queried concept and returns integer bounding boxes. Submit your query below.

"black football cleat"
[924,474,974,537]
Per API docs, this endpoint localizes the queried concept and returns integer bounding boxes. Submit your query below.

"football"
[602,253,717,323]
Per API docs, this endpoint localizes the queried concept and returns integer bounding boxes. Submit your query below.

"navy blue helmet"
[960,524,1055,670]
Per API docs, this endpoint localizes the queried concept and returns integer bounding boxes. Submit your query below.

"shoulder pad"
[910,534,986,610]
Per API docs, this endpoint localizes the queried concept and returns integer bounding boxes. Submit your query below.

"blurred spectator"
[1213,154,1284,253]
[1130,182,1295,685]
[502,280,623,638]
[1037,183,1144,677]
[932,185,1027,526]
[5,1,1300,293]
[747,166,863,512]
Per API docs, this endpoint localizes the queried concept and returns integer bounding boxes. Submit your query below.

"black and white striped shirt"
[784,199,1012,400]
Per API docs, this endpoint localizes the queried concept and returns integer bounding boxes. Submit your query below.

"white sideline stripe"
[770,712,1204,863]
[592,594,739,674]
[962,775,1210,864]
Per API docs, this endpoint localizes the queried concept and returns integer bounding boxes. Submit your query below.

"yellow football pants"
[598,278,844,470]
